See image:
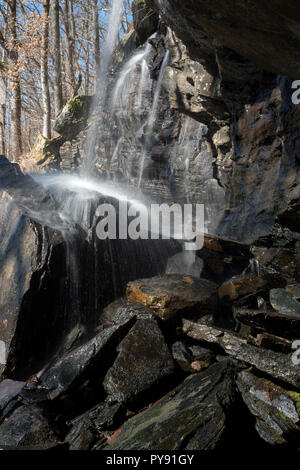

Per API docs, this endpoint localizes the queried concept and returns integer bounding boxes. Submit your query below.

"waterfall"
[99,0,125,85]
[111,46,151,113]
[82,0,125,177]
[138,50,170,187]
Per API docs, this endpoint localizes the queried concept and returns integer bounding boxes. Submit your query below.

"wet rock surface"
[39,319,135,400]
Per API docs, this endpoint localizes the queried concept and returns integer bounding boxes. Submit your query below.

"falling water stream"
[137,50,170,187]
[1,0,213,338]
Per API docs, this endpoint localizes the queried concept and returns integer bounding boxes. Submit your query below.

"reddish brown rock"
[126,275,218,320]
[218,274,267,300]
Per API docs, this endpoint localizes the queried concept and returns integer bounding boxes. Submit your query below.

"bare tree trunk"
[52,0,63,116]
[93,0,100,91]
[0,6,8,155]
[41,0,51,139]
[62,0,75,97]
[9,0,22,160]
[83,3,90,95]
[63,0,82,98]
[0,104,6,155]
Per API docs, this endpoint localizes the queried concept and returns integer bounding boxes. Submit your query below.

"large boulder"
[54,95,93,141]
[106,360,238,450]
[103,317,175,403]
[151,0,300,78]
[39,318,136,400]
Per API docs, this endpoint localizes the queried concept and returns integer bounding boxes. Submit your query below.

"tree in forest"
[52,0,63,115]
[41,0,51,139]
[0,0,132,161]
[8,0,22,160]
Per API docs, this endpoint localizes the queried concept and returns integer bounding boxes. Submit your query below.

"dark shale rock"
[237,370,300,446]
[188,345,215,372]
[103,318,174,403]
[0,191,75,380]
[65,414,99,451]
[182,320,300,389]
[218,274,268,300]
[270,288,300,319]
[171,342,192,372]
[65,401,124,450]
[234,307,300,340]
[106,360,238,450]
[162,28,229,126]
[0,379,24,414]
[126,275,218,320]
[0,405,58,448]
[152,0,300,78]
[39,318,135,400]
[171,342,215,373]
[287,284,300,300]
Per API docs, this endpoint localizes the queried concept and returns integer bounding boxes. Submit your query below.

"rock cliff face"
[147,0,300,242]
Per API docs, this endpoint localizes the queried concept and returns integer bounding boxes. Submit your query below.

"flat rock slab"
[237,370,300,446]
[182,320,300,389]
[270,288,300,319]
[106,360,237,450]
[103,318,174,403]
[218,274,267,300]
[126,275,218,320]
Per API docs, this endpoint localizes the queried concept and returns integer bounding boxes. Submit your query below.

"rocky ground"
[0,225,300,450]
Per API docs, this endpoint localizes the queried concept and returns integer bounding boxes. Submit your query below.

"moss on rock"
[30,134,62,170]
[54,95,94,139]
